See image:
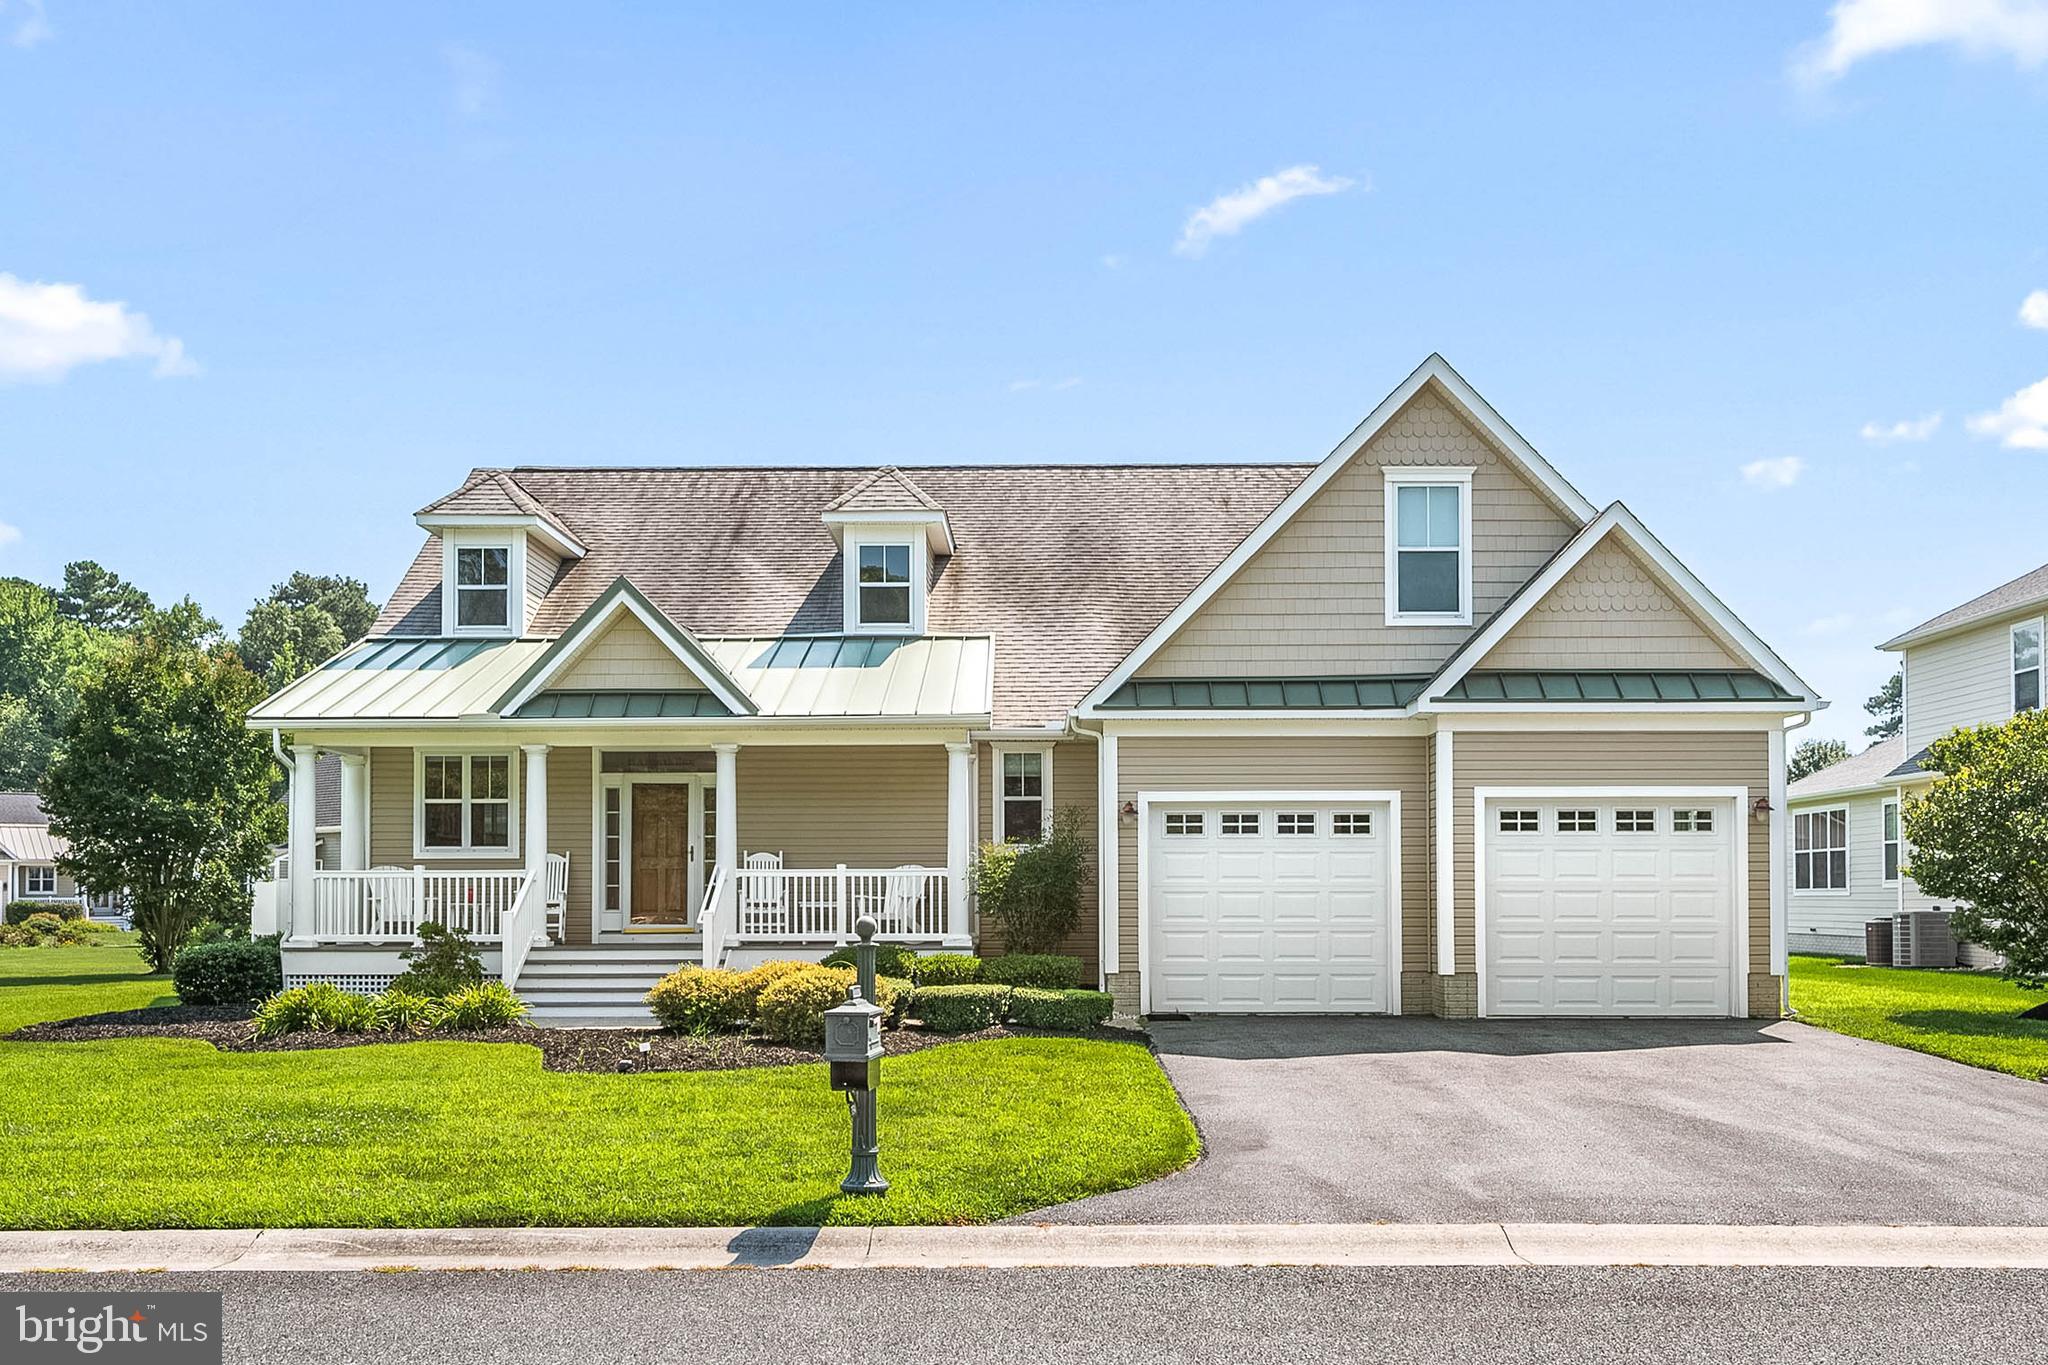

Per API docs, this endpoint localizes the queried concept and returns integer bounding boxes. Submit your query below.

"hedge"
[5,899,83,925]
[912,953,982,986]
[981,954,1083,990]
[1008,988,1115,1032]
[821,942,921,978]
[170,939,283,1006]
[911,983,1012,1033]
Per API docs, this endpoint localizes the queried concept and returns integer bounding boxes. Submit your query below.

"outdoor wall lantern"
[1751,796,1773,822]
[823,916,889,1195]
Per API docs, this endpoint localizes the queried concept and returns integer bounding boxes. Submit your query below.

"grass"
[1789,954,2048,1081]
[0,941,1197,1229]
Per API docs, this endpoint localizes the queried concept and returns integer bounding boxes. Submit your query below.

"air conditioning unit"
[1863,919,1893,966]
[1892,911,1957,969]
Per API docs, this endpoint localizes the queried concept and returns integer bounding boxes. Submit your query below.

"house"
[1787,559,2048,960]
[248,354,1820,1022]
[0,792,122,915]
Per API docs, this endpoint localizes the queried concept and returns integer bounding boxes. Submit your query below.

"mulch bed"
[6,1005,1144,1075]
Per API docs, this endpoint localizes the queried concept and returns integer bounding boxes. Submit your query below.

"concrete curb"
[5,1223,2048,1272]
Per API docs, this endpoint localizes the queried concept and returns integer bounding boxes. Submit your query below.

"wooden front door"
[629,784,691,926]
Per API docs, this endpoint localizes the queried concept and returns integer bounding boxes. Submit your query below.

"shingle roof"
[1881,558,2048,649]
[1788,733,1910,800]
[0,792,47,826]
[823,466,944,513]
[417,470,584,550]
[376,464,1312,725]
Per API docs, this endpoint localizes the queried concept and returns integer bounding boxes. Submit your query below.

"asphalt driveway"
[1033,1017,2048,1225]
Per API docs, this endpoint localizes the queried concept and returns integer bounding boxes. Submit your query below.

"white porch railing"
[303,868,528,942]
[499,872,548,987]
[698,864,731,968]
[731,865,948,943]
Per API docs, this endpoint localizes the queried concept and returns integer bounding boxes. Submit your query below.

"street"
[6,1266,2037,1365]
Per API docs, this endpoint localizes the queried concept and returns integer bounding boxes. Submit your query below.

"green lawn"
[0,943,1198,1229]
[1789,954,2048,1081]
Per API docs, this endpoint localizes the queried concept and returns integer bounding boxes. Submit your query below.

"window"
[418,752,516,853]
[1882,800,1900,884]
[1498,808,1539,833]
[1557,809,1597,833]
[1333,812,1373,836]
[1616,809,1656,833]
[996,749,1047,843]
[855,543,913,629]
[454,546,510,629]
[1164,812,1204,836]
[1794,808,1849,891]
[603,786,623,911]
[2015,621,2042,714]
[1385,468,1472,622]
[1221,812,1260,836]
[23,866,55,896]
[1276,812,1316,836]
[1672,809,1715,833]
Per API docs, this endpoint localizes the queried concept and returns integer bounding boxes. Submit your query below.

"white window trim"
[440,529,528,638]
[413,748,522,860]
[841,532,926,635]
[989,743,1052,845]
[1382,466,1475,626]
[2012,618,2042,715]
[22,865,56,896]
[1792,805,1850,896]
[1881,798,1901,886]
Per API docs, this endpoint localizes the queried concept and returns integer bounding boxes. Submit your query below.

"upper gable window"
[857,543,913,628]
[1384,467,1474,625]
[455,547,511,629]
[2013,620,2041,714]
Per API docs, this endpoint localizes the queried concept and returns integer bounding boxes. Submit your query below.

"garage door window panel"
[1616,809,1656,833]
[1332,812,1372,835]
[1557,808,1597,833]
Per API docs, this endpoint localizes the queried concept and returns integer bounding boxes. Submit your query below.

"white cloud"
[2020,289,2048,329]
[442,43,498,118]
[4,0,52,48]
[0,520,19,548]
[1794,0,2048,84]
[1740,455,1806,489]
[1859,412,1942,443]
[1804,611,1859,635]
[1967,373,2048,449]
[1174,164,1355,258]
[0,274,198,383]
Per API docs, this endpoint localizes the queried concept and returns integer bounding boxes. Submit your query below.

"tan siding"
[547,747,593,942]
[554,615,703,691]
[1450,730,1772,979]
[368,746,524,869]
[736,745,947,869]
[1903,619,2019,753]
[1137,391,1578,678]
[975,740,1101,976]
[1114,736,1431,986]
[524,539,562,631]
[1477,538,1742,670]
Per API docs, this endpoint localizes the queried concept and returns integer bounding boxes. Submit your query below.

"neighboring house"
[248,354,1820,1022]
[0,792,121,914]
[1787,560,2048,959]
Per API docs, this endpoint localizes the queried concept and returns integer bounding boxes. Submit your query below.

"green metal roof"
[1100,676,1432,710]
[514,690,732,719]
[1435,670,1796,703]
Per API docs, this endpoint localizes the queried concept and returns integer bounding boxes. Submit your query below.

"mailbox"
[824,986,884,1092]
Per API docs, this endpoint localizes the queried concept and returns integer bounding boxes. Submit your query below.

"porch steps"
[516,944,692,1025]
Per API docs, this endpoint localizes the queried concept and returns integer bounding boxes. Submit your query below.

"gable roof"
[493,578,759,718]
[824,466,944,513]
[1881,558,2048,650]
[1076,354,1600,711]
[416,470,586,557]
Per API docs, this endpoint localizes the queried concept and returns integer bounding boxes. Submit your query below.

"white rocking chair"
[739,851,785,937]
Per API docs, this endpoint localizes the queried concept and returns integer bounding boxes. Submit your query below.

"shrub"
[973,805,1088,953]
[754,964,854,1044]
[6,899,82,924]
[911,983,1012,1033]
[434,982,529,1031]
[646,967,751,1033]
[373,989,443,1034]
[735,959,815,1014]
[876,974,912,1026]
[391,922,485,996]
[1008,988,1115,1032]
[981,954,1084,990]
[171,939,283,1006]
[913,953,982,986]
[251,982,380,1037]
[821,942,921,978]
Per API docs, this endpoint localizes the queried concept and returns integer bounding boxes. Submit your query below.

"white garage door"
[1483,798,1737,1017]
[1148,800,1393,1013]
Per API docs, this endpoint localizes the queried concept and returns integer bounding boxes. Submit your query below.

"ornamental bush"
[1008,987,1115,1032]
[251,982,380,1037]
[973,805,1089,953]
[170,938,282,1006]
[876,975,912,1026]
[981,954,1084,990]
[821,942,921,978]
[754,964,855,1044]
[433,982,529,1031]
[6,898,82,924]
[372,989,443,1034]
[646,966,751,1033]
[912,953,982,986]
[911,983,1012,1033]
[734,959,816,1014]
[390,922,485,997]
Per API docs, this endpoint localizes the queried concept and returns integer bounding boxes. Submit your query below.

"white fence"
[731,865,948,943]
[303,868,528,942]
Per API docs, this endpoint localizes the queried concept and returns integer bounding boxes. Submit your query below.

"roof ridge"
[497,460,1321,473]
[821,464,946,513]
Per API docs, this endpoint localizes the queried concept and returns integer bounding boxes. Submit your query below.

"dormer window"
[456,547,511,629]
[857,543,914,629]
[1384,466,1474,625]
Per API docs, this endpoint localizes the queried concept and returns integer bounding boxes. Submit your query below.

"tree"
[972,806,1090,953]
[55,560,153,634]
[41,619,284,973]
[1865,669,1902,741]
[0,578,121,787]
[1900,711,2048,989]
[237,572,377,687]
[1789,737,1850,783]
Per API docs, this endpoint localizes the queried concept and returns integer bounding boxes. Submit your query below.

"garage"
[1144,795,1397,1014]
[1480,794,1742,1017]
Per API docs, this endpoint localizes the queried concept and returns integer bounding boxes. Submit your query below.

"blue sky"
[2,2,2045,747]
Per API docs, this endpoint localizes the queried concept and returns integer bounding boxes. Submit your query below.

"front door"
[629,783,692,927]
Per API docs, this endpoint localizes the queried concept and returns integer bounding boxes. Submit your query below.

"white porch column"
[287,743,319,941]
[713,743,738,883]
[337,753,369,871]
[945,741,974,947]
[521,744,551,880]
[1433,727,1455,977]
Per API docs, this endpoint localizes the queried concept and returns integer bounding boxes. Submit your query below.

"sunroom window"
[856,543,913,629]
[455,547,511,629]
